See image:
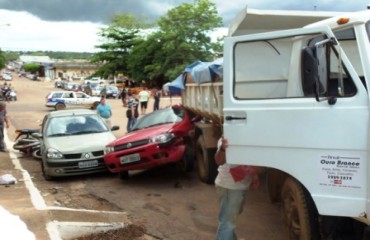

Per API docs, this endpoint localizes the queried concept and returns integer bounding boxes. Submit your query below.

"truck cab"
[224,10,370,239]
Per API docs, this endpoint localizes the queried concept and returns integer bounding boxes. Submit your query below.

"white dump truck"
[181,7,370,240]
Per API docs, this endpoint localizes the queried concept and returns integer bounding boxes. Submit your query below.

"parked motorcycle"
[4,88,17,101]
[1,86,17,102]
[13,129,41,159]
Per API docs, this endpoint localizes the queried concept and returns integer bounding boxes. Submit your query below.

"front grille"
[64,150,104,159]
[46,158,105,168]
[114,139,150,152]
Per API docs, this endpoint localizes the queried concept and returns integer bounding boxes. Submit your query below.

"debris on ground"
[71,224,147,240]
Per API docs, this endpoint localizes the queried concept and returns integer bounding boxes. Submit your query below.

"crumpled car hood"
[110,124,174,146]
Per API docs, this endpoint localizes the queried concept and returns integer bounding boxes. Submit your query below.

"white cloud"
[0,10,105,52]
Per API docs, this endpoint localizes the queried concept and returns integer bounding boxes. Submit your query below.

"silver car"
[34,109,119,180]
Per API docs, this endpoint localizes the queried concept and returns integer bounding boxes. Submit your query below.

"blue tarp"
[164,58,223,94]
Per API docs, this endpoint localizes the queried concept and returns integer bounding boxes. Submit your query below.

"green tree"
[23,63,40,73]
[128,0,223,83]
[92,0,223,85]
[91,13,151,79]
[0,50,5,69]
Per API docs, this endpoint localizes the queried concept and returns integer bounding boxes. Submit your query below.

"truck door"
[223,26,369,218]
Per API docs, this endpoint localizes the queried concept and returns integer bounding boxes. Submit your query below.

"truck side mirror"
[302,46,327,101]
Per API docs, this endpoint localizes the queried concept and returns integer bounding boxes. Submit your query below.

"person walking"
[0,101,9,152]
[85,82,92,96]
[126,93,139,132]
[153,87,161,111]
[138,87,150,115]
[214,136,260,240]
[96,97,112,128]
[120,87,127,107]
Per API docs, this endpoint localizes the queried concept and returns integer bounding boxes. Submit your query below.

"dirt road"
[5,75,286,240]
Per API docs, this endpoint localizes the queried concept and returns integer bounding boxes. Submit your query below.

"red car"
[104,105,195,178]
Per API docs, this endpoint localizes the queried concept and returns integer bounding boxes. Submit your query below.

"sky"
[0,0,369,52]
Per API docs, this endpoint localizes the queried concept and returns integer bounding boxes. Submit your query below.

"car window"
[132,107,184,131]
[45,114,109,137]
[76,92,86,98]
[51,92,63,98]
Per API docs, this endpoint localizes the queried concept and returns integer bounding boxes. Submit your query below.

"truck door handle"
[225,116,246,121]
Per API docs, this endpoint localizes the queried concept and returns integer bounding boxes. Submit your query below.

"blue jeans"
[127,118,137,132]
[0,124,3,150]
[215,186,247,240]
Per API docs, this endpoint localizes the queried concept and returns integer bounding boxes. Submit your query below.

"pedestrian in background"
[138,87,150,115]
[120,87,127,107]
[0,101,9,152]
[153,87,161,111]
[96,97,112,128]
[214,136,260,240]
[126,92,139,132]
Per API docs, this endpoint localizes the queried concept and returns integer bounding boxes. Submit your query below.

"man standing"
[0,101,9,152]
[138,87,150,115]
[153,87,161,111]
[120,87,127,107]
[214,136,260,240]
[96,98,112,128]
[126,92,139,132]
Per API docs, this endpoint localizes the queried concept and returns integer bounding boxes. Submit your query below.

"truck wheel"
[180,146,194,172]
[196,137,218,184]
[55,103,65,111]
[281,177,319,240]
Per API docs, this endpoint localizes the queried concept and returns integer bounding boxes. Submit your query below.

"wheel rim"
[56,104,65,110]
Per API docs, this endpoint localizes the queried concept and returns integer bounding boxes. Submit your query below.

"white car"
[45,91,101,111]
[84,77,105,85]
[2,73,12,81]
[33,109,119,180]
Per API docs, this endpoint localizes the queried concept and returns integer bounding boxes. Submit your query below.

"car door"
[223,26,369,217]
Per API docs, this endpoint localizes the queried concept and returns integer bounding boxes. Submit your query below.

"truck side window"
[306,33,357,98]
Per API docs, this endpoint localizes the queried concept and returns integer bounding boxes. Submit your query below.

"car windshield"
[131,106,184,131]
[45,114,109,137]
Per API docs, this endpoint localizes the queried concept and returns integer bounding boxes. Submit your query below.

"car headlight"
[105,146,115,154]
[46,148,63,159]
[149,133,175,144]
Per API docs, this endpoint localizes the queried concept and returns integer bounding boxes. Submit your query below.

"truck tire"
[180,146,194,172]
[281,177,320,240]
[196,137,218,184]
[55,103,65,111]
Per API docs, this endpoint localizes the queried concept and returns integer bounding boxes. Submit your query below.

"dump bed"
[182,82,223,124]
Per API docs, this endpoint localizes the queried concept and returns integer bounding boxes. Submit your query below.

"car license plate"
[78,160,99,168]
[120,153,140,164]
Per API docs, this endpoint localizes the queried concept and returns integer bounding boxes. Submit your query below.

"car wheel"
[195,137,218,184]
[55,103,65,111]
[119,171,129,180]
[281,177,319,240]
[180,146,194,172]
[41,161,53,181]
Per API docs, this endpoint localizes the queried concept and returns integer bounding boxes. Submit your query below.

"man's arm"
[215,137,228,166]
[4,113,9,128]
